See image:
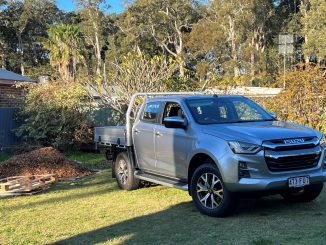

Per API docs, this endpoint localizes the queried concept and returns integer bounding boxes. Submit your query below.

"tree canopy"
[0,0,324,84]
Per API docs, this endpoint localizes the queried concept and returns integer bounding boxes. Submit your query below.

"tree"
[119,0,200,77]
[301,0,326,63]
[75,0,110,77]
[0,0,62,74]
[188,0,277,80]
[44,24,85,81]
[87,51,177,115]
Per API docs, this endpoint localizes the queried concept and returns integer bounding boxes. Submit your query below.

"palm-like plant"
[44,24,85,81]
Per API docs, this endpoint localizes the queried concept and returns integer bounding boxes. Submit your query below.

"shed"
[0,69,35,149]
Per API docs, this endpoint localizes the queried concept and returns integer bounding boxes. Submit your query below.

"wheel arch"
[187,153,221,193]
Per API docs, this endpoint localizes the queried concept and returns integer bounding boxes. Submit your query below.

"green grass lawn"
[1,152,326,244]
[64,151,109,170]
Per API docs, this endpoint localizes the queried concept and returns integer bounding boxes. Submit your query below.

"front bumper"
[219,145,326,192]
[225,171,326,192]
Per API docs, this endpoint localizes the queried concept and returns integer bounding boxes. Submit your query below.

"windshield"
[186,97,275,125]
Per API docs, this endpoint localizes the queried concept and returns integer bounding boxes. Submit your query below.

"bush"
[255,65,326,133]
[15,81,92,149]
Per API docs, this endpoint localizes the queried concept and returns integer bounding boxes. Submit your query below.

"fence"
[0,108,21,149]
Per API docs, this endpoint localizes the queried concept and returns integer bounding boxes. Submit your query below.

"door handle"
[155,132,163,137]
[134,129,140,134]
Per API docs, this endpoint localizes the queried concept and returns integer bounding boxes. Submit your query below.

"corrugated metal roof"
[0,69,35,83]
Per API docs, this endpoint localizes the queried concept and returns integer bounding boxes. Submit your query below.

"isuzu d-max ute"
[95,92,326,217]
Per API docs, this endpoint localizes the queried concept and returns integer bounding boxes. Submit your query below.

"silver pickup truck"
[95,92,326,217]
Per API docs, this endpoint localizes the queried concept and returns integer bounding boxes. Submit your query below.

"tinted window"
[141,102,161,123]
[186,97,274,124]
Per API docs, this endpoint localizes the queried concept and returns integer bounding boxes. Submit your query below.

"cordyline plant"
[258,64,326,133]
[15,81,93,149]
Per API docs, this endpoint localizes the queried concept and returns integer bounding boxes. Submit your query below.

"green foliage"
[15,81,92,149]
[0,0,62,74]
[257,65,326,133]
[302,0,326,61]
[44,24,85,81]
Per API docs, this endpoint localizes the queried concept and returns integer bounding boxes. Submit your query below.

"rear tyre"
[190,163,238,217]
[114,152,140,191]
[280,183,323,203]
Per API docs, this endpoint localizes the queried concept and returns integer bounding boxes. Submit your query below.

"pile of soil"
[0,147,91,179]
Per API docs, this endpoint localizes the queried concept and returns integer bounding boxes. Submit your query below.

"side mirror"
[163,116,187,129]
[269,112,277,118]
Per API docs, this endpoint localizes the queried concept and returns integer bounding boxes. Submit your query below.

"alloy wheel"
[196,173,224,209]
[117,159,128,184]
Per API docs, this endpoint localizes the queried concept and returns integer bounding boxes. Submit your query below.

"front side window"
[163,102,185,122]
[141,102,161,123]
[186,97,274,124]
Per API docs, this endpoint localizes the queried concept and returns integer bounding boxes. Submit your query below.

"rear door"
[133,101,162,172]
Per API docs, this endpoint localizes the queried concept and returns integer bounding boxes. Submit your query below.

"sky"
[56,0,125,14]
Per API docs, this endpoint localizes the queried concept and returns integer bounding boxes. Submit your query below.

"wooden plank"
[0,184,9,191]
[0,174,57,195]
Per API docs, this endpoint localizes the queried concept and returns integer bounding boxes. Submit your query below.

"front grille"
[263,137,321,172]
[265,153,321,172]
[272,144,316,151]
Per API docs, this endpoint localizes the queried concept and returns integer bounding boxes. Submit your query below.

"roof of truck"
[146,94,244,102]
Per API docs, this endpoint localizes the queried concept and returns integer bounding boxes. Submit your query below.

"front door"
[133,101,161,172]
[154,102,191,179]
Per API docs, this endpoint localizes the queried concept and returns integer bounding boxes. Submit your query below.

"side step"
[134,171,188,191]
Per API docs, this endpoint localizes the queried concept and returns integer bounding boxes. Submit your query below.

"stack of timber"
[0,174,57,197]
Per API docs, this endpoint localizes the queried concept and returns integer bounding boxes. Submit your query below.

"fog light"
[238,161,251,179]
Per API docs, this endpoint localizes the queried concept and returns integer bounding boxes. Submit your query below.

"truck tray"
[94,126,127,146]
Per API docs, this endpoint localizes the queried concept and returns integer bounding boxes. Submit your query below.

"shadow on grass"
[51,195,324,245]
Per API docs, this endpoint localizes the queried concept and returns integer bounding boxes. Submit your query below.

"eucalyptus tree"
[119,0,200,77]
[75,0,110,77]
[301,0,326,63]
[188,0,277,79]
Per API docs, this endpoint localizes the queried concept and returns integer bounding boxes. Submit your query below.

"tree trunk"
[88,8,102,76]
[0,50,5,69]
[250,36,255,76]
[228,15,240,78]
[94,31,101,76]
[18,33,25,75]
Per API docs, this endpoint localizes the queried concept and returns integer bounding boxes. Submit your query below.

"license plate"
[288,176,310,188]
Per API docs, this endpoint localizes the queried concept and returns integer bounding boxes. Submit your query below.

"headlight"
[228,141,262,154]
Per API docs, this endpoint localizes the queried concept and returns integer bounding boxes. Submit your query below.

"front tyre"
[190,163,238,217]
[281,183,323,203]
[114,152,140,191]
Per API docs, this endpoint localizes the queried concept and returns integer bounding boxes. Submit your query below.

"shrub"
[255,65,326,133]
[15,81,92,149]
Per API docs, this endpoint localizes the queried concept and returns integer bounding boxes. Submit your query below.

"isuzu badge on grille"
[284,138,305,144]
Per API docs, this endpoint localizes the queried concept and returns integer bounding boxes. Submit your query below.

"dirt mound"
[0,147,91,179]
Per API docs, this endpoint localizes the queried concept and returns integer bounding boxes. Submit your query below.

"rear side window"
[141,102,161,123]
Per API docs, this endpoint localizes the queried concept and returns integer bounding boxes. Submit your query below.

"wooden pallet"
[0,174,57,197]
